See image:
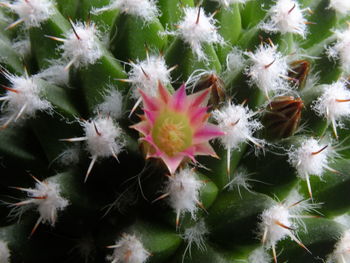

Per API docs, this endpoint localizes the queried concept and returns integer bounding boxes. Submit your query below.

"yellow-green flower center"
[152,110,193,157]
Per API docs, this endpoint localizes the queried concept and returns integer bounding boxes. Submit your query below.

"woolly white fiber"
[181,220,209,260]
[0,241,10,263]
[226,47,245,73]
[0,71,52,128]
[245,44,290,99]
[213,101,264,175]
[290,138,332,178]
[312,80,350,139]
[57,146,81,166]
[329,0,350,14]
[36,63,69,86]
[10,176,68,232]
[59,21,102,69]
[213,102,264,150]
[83,117,124,158]
[258,192,314,261]
[164,168,203,224]
[288,137,334,198]
[2,0,55,28]
[12,37,31,58]
[61,116,125,182]
[92,0,159,22]
[224,167,255,197]
[260,0,308,37]
[174,7,224,60]
[247,247,272,263]
[107,234,150,263]
[327,28,350,73]
[96,89,123,119]
[210,0,249,7]
[127,55,172,100]
[334,214,350,228]
[327,230,350,263]
[185,69,222,94]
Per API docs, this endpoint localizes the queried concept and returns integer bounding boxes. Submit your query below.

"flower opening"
[131,83,223,174]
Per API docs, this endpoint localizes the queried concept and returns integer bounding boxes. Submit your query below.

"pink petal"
[171,84,186,111]
[194,124,225,143]
[188,88,211,109]
[144,109,157,124]
[142,135,183,173]
[158,82,171,104]
[130,121,150,135]
[195,142,218,158]
[161,154,184,174]
[138,88,159,111]
[140,135,163,157]
[180,147,196,163]
[190,106,209,126]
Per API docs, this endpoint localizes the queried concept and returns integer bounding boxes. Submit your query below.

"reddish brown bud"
[263,96,303,139]
[288,60,310,89]
[193,73,226,109]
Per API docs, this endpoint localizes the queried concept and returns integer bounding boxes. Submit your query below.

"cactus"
[1,0,350,262]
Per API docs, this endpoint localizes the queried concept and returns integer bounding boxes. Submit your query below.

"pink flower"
[131,83,224,174]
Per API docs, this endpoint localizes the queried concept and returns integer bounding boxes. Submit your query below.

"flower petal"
[188,88,211,109]
[161,154,184,174]
[144,109,157,124]
[172,84,186,111]
[158,82,171,104]
[195,142,218,158]
[190,106,209,126]
[180,147,196,163]
[194,124,225,143]
[130,120,150,135]
[138,88,159,111]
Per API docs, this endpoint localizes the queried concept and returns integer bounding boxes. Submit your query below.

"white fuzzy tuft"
[259,203,294,247]
[329,0,350,14]
[224,167,254,196]
[127,55,171,100]
[327,230,350,263]
[248,247,272,263]
[57,146,81,166]
[245,44,291,98]
[287,137,333,180]
[82,117,124,159]
[174,7,224,60]
[0,241,10,263]
[3,0,54,28]
[258,193,315,250]
[95,89,123,119]
[312,80,350,138]
[181,220,209,260]
[213,102,264,150]
[334,214,350,228]
[165,168,203,220]
[10,177,68,226]
[226,47,245,73]
[327,28,350,73]
[62,116,125,181]
[210,0,249,7]
[12,37,31,58]
[36,63,69,86]
[260,0,308,37]
[0,72,52,127]
[60,21,102,69]
[107,234,150,263]
[92,0,159,22]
